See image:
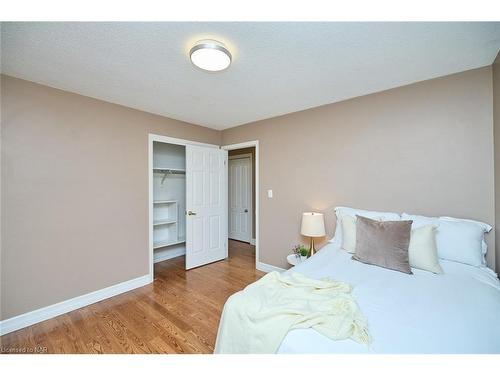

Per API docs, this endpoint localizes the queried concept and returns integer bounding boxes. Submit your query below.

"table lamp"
[300,212,326,257]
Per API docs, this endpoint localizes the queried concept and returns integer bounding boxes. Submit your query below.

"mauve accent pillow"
[352,215,413,274]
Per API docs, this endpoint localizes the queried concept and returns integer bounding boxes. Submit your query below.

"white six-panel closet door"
[185,144,228,270]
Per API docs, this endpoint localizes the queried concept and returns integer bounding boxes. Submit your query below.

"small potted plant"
[292,244,309,261]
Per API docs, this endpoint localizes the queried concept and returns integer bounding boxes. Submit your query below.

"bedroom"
[1,0,500,373]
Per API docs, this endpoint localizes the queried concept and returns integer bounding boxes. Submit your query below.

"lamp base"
[308,237,316,257]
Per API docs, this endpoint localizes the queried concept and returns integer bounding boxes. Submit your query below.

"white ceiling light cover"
[190,40,231,71]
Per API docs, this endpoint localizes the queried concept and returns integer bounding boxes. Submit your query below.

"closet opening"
[152,142,187,265]
[149,134,229,279]
[148,135,260,279]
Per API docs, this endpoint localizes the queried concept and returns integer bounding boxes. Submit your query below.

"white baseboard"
[0,274,151,336]
[250,238,256,245]
[154,245,185,263]
[256,261,286,273]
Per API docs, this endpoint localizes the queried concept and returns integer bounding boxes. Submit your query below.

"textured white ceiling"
[2,22,500,130]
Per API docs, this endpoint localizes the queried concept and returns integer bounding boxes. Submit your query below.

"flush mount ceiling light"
[189,40,232,72]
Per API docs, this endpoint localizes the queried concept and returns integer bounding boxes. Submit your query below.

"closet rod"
[155,168,186,185]
[153,168,186,174]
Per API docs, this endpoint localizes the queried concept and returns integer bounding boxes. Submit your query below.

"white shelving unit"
[152,142,186,256]
[152,199,185,249]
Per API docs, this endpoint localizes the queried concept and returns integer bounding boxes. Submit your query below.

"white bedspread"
[215,272,370,354]
[277,243,500,354]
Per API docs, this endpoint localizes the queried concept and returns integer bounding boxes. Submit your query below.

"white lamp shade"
[300,212,326,237]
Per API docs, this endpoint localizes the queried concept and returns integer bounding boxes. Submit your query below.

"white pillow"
[408,225,443,274]
[341,215,357,253]
[400,213,439,229]
[440,216,491,258]
[332,207,400,246]
[402,213,492,267]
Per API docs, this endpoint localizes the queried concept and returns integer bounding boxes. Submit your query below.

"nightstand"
[286,254,307,266]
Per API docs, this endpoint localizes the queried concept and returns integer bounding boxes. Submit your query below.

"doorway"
[222,141,260,268]
[148,134,228,280]
[148,136,260,279]
[228,152,253,244]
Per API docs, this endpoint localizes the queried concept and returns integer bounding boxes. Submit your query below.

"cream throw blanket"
[214,271,370,353]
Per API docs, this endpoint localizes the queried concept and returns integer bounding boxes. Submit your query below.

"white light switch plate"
[267,189,273,198]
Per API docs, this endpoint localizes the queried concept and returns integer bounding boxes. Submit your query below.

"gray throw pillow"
[352,215,413,274]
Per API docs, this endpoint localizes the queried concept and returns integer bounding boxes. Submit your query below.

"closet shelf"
[153,219,177,226]
[153,238,186,249]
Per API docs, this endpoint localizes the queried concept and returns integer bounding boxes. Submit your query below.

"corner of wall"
[492,52,500,273]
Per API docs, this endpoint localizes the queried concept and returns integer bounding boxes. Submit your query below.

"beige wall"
[2,65,498,320]
[0,75,220,320]
[222,67,496,270]
[494,53,500,273]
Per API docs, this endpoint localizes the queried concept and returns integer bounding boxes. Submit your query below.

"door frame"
[148,134,219,282]
[222,141,260,270]
[228,154,253,243]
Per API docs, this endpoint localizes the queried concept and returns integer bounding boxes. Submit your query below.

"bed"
[276,242,500,354]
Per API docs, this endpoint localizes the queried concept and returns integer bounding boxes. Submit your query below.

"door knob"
[187,210,197,216]
[244,209,248,213]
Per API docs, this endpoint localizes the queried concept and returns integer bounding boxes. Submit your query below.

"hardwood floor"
[0,240,263,354]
